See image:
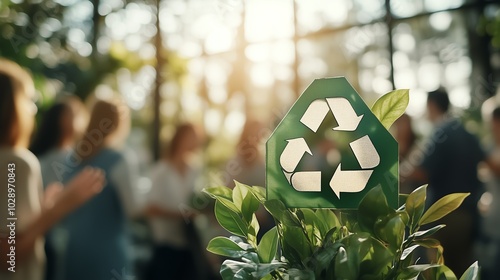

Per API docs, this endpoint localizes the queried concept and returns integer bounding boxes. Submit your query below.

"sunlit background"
[1,0,500,166]
[2,0,500,277]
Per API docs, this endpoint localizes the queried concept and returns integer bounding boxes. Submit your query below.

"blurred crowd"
[1,57,500,280]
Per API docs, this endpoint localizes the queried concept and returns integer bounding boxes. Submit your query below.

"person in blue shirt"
[58,99,139,280]
[407,89,497,276]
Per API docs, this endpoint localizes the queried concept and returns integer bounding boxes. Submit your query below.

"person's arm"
[110,150,140,219]
[0,167,104,268]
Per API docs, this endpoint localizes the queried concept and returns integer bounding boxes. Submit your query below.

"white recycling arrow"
[280,138,312,173]
[326,97,363,131]
[330,135,379,198]
[291,171,321,192]
[349,135,380,169]
[300,99,330,133]
[330,164,373,199]
[279,138,321,192]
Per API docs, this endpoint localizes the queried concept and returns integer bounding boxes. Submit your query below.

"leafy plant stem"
[271,271,284,280]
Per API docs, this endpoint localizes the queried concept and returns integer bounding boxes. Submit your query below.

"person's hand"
[43,182,64,209]
[55,167,105,213]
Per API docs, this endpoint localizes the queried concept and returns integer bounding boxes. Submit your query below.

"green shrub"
[204,184,478,279]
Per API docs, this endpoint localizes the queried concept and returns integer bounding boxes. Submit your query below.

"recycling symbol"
[266,77,398,209]
[280,97,380,198]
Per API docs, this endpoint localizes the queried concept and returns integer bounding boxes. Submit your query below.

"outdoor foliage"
[204,183,478,280]
[203,89,480,279]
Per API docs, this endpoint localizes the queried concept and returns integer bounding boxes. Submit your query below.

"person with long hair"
[0,60,104,280]
[30,97,87,187]
[56,98,139,280]
[145,123,205,280]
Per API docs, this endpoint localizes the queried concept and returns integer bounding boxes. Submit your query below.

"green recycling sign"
[266,77,398,209]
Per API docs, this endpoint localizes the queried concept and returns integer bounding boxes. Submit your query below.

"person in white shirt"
[145,123,203,280]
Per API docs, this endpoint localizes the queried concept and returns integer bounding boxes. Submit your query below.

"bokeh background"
[1,0,500,278]
[1,0,499,164]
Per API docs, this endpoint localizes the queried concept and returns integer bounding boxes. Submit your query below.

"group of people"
[0,59,217,280]
[395,89,500,278]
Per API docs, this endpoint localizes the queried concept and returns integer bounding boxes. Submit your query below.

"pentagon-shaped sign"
[266,77,398,209]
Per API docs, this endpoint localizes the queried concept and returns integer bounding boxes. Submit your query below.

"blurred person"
[230,120,274,240]
[145,123,213,280]
[30,97,87,188]
[57,99,140,280]
[407,89,486,276]
[394,114,423,193]
[0,59,104,280]
[29,98,87,280]
[231,120,266,186]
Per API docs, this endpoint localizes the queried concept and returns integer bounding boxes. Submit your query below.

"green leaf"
[376,214,405,251]
[233,183,260,223]
[220,260,253,280]
[315,209,341,238]
[401,244,419,261]
[220,258,284,279]
[234,181,266,203]
[243,193,260,221]
[287,268,315,279]
[341,233,394,277]
[397,264,441,280]
[420,193,470,226]
[299,208,318,226]
[405,185,427,230]
[282,225,312,261]
[258,227,278,263]
[248,214,260,247]
[218,196,241,214]
[264,200,301,227]
[334,246,358,280]
[358,186,394,233]
[203,186,233,200]
[233,183,247,211]
[215,200,248,237]
[399,193,409,209]
[252,263,285,279]
[310,242,342,274]
[428,265,458,280]
[459,261,479,280]
[298,208,321,244]
[413,238,441,248]
[250,186,267,202]
[207,237,249,258]
[229,236,253,251]
[371,89,410,130]
[398,210,410,226]
[411,224,446,240]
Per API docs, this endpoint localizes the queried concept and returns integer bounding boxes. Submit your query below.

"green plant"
[204,183,478,280]
[203,89,480,279]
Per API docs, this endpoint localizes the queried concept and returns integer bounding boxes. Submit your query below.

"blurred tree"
[0,0,177,104]
[478,6,500,50]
